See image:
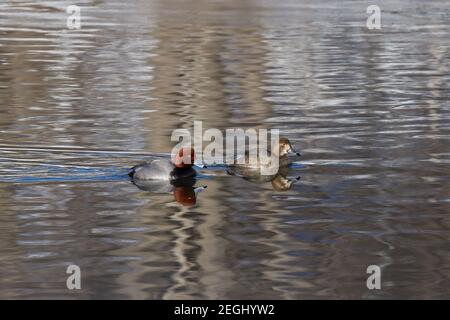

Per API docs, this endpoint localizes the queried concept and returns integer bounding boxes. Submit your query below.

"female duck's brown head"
[273,137,301,157]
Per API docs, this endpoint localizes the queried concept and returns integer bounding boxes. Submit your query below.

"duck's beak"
[288,146,301,157]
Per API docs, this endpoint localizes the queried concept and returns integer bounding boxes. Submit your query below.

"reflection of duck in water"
[227,137,301,191]
[132,177,207,206]
[227,165,300,191]
[128,146,198,181]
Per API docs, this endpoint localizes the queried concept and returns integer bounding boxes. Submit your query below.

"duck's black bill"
[128,168,136,178]
[288,148,301,157]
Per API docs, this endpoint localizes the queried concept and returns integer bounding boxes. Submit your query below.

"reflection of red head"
[172,147,195,168]
[173,186,196,206]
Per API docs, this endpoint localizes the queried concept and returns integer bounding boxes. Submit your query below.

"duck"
[226,137,301,190]
[227,137,301,172]
[128,146,198,181]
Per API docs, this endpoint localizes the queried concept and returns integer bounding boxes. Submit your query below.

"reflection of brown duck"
[131,177,207,206]
[227,165,300,191]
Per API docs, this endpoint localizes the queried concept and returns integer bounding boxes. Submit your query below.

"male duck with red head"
[129,146,198,181]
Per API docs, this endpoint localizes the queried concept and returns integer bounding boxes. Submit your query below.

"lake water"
[0,0,449,299]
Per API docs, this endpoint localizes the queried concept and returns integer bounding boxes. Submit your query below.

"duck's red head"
[172,146,195,168]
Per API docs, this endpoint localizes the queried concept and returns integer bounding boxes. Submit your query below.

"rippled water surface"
[0,0,449,299]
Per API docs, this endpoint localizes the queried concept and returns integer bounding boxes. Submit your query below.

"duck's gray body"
[129,159,196,181]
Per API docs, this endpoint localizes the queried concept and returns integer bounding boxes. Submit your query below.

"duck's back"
[129,159,174,180]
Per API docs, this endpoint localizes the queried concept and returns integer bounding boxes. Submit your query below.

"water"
[0,0,449,299]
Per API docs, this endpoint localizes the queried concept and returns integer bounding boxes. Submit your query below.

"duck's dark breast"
[170,167,196,180]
